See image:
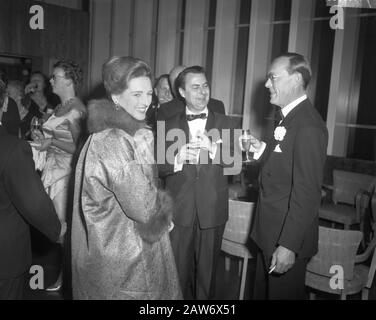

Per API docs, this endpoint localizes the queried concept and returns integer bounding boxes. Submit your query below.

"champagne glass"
[30,117,44,140]
[241,129,254,162]
[189,130,201,164]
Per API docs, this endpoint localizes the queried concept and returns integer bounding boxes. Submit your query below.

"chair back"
[332,170,374,205]
[223,200,255,244]
[368,181,376,231]
[307,226,363,280]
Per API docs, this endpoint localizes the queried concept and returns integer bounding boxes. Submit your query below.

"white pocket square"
[274,144,282,153]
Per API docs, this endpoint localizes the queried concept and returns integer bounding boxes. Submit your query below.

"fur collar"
[87,99,147,136]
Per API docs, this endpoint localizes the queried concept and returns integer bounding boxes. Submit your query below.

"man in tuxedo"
[158,66,238,299]
[0,123,62,299]
[245,53,328,299]
[157,65,225,120]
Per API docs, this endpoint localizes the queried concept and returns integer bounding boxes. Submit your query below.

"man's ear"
[178,87,185,99]
[294,72,303,88]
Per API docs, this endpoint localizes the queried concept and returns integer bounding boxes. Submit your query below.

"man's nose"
[199,87,208,95]
[265,78,272,88]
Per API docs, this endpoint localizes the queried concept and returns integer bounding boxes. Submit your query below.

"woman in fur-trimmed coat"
[71,56,182,300]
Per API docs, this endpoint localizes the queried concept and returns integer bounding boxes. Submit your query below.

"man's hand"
[25,83,37,94]
[31,129,44,142]
[196,132,215,153]
[177,142,201,164]
[238,134,263,153]
[270,245,296,274]
[35,138,52,151]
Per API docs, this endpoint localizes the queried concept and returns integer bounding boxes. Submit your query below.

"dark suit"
[2,97,20,137]
[157,97,225,121]
[158,109,235,299]
[252,99,328,299]
[0,126,61,299]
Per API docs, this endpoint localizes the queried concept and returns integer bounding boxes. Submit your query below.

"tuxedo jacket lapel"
[279,100,306,128]
[264,100,307,162]
[204,110,215,133]
[178,110,190,143]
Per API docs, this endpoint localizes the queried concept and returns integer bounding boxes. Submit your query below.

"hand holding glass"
[241,129,255,162]
[30,117,44,141]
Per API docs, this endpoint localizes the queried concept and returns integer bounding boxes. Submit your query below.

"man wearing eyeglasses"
[244,53,328,299]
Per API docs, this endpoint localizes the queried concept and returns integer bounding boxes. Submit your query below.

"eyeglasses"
[266,73,284,83]
[50,74,66,81]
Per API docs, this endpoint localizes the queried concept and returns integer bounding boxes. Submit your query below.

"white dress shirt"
[174,106,218,172]
[253,94,307,159]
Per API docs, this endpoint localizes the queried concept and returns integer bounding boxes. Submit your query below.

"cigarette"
[268,265,276,274]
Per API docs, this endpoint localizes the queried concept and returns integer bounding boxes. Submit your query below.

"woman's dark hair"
[53,59,83,93]
[102,56,152,95]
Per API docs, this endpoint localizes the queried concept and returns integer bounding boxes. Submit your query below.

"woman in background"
[71,56,181,300]
[32,60,86,292]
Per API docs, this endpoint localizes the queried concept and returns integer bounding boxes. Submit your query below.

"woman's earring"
[115,103,120,111]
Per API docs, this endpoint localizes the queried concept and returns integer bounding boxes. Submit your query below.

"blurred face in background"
[179,72,210,113]
[6,85,21,103]
[169,65,186,98]
[30,73,46,93]
[6,82,24,106]
[154,77,172,105]
[112,76,153,121]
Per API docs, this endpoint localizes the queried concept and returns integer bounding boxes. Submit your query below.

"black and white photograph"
[0,0,376,304]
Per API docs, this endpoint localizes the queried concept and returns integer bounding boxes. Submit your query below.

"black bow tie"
[186,113,207,121]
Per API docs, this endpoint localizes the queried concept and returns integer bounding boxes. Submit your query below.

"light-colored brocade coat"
[71,99,182,300]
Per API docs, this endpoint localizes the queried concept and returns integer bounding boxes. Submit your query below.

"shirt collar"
[281,94,307,118]
[185,106,208,116]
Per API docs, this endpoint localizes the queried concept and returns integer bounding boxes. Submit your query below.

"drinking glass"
[241,129,254,162]
[30,116,43,134]
[189,130,201,164]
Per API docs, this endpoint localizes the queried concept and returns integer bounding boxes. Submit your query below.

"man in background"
[0,117,63,299]
[157,65,225,120]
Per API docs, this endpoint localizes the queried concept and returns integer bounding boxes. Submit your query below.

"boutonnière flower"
[274,126,286,142]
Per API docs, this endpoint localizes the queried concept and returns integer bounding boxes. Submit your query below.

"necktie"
[186,113,207,121]
[275,109,284,127]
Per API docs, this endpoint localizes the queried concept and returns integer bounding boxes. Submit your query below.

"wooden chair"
[368,181,376,238]
[305,226,376,299]
[221,200,254,300]
[319,170,374,229]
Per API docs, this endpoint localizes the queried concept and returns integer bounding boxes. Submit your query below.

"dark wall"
[0,0,89,95]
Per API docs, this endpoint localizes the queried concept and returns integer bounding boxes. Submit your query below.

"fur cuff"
[136,190,174,244]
